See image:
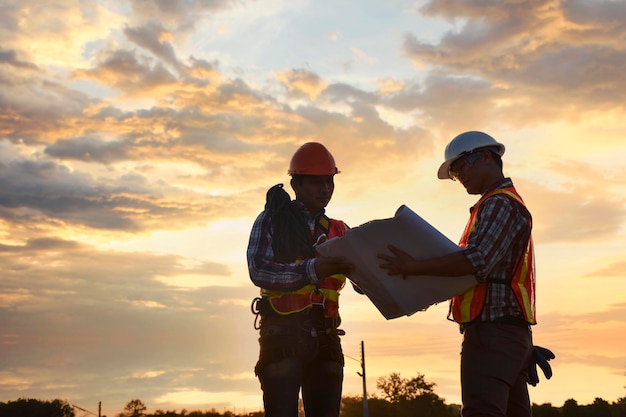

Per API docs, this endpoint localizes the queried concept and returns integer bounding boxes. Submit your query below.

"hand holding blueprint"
[316,205,476,319]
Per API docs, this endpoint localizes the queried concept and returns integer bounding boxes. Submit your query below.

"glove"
[527,345,555,386]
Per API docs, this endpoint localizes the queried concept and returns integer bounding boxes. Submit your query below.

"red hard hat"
[288,142,340,176]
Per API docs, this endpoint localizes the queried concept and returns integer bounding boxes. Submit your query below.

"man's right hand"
[314,256,354,278]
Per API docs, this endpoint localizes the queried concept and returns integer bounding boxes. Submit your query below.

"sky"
[0,0,625,415]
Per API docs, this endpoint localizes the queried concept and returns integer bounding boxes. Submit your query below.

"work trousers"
[256,313,344,417]
[460,322,533,417]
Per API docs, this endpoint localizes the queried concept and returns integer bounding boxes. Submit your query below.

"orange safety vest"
[449,186,536,325]
[261,217,348,318]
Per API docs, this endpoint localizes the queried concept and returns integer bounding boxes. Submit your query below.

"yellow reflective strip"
[489,189,522,203]
[460,287,475,323]
[494,189,534,322]
[271,303,312,315]
[323,290,339,302]
[262,284,316,297]
[516,244,535,322]
[318,216,330,231]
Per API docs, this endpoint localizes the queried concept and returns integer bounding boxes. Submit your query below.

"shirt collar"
[482,177,513,196]
[293,200,325,221]
[469,178,514,213]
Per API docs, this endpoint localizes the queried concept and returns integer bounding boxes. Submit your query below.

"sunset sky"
[1,0,625,416]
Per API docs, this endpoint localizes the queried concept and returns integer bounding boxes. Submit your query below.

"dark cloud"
[128,0,239,33]
[564,0,626,24]
[0,70,92,143]
[0,156,137,230]
[0,2,21,32]
[45,137,130,163]
[0,146,244,232]
[76,48,178,94]
[0,48,39,70]
[322,82,377,104]
[0,237,81,252]
[515,45,626,100]
[124,23,180,69]
[382,73,501,132]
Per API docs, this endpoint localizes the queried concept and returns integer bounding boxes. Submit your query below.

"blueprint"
[316,205,476,319]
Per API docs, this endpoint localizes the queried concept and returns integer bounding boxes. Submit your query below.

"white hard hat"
[437,131,505,179]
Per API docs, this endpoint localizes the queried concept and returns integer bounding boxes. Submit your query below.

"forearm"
[247,211,315,291]
[407,251,477,277]
[248,256,315,291]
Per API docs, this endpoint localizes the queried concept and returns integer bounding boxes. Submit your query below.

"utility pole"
[357,340,369,417]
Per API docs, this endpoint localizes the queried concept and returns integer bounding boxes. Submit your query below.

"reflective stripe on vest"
[449,187,536,325]
[261,219,348,317]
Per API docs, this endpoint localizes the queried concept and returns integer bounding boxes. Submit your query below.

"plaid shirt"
[247,202,322,291]
[462,178,533,322]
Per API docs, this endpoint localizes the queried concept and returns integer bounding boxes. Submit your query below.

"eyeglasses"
[449,151,483,180]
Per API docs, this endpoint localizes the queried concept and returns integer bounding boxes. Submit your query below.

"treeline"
[1,372,625,417]
[2,396,626,417]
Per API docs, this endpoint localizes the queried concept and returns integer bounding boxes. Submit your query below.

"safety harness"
[251,184,347,332]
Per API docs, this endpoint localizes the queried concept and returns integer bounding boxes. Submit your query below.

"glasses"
[449,151,483,180]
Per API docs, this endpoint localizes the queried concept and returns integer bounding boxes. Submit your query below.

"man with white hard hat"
[379,131,553,417]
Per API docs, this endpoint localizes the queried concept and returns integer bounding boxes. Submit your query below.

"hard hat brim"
[437,144,505,180]
[437,159,455,180]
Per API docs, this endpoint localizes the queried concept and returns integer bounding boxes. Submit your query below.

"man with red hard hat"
[379,131,554,417]
[247,142,355,417]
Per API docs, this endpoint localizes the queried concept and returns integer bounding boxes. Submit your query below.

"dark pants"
[256,314,344,417]
[460,323,533,417]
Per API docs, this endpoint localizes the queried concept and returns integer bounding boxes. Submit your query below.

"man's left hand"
[377,244,415,279]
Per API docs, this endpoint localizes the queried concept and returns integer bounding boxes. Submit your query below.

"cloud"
[275,68,328,100]
[0,48,39,70]
[128,0,237,28]
[384,73,498,131]
[0,237,80,252]
[0,234,259,410]
[0,142,254,232]
[586,261,626,278]
[518,176,625,244]
[44,137,130,163]
[75,48,178,94]
[564,0,626,26]
[124,23,181,69]
[0,70,92,142]
[534,302,626,369]
[405,0,626,115]
[0,152,138,231]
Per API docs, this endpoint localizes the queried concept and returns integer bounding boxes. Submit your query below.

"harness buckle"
[309,288,326,307]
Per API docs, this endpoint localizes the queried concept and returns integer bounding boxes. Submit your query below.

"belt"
[459,316,530,333]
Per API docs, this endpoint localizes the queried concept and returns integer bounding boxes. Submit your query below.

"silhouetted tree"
[611,397,626,417]
[563,398,584,417]
[152,411,179,417]
[376,372,436,402]
[121,399,147,417]
[341,394,396,417]
[0,398,74,417]
[589,397,611,417]
[322,372,451,417]
[532,402,560,417]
